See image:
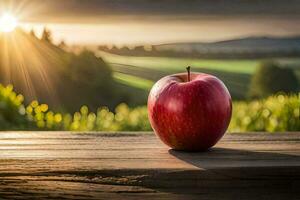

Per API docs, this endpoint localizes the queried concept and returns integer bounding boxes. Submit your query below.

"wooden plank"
[0,132,299,199]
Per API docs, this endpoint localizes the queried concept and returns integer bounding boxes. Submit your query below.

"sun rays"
[0,27,61,104]
[0,0,61,103]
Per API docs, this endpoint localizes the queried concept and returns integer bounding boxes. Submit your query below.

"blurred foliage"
[249,61,299,98]
[57,49,117,112]
[0,84,299,132]
[0,84,151,131]
[0,85,33,130]
[26,102,151,131]
[229,95,300,132]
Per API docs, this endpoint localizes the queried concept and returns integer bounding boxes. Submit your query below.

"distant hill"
[96,36,300,59]
[156,36,300,54]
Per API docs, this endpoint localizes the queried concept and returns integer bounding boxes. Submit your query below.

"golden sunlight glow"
[0,23,59,103]
[0,13,18,32]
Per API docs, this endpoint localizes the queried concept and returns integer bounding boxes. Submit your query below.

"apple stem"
[186,66,191,82]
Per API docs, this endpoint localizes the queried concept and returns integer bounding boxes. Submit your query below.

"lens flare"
[0,13,18,32]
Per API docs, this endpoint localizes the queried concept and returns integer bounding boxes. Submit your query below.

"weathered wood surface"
[0,131,299,200]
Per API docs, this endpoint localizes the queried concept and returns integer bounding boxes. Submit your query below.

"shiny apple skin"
[148,72,232,151]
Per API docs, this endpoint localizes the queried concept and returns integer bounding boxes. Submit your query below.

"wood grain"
[0,132,299,199]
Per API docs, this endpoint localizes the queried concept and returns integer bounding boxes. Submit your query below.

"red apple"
[148,67,232,151]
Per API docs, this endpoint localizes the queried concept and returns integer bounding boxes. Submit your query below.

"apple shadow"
[135,148,300,199]
[168,147,300,170]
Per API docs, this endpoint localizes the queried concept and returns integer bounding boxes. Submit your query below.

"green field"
[99,52,300,102]
[113,72,153,90]
[101,52,258,74]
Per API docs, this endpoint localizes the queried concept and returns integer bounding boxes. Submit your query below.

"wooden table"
[0,132,299,199]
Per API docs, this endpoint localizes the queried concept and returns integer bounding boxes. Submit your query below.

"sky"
[2,0,300,45]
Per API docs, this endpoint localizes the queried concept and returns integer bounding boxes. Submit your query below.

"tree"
[57,50,117,111]
[58,40,67,49]
[248,61,299,98]
[30,29,36,38]
[41,27,52,43]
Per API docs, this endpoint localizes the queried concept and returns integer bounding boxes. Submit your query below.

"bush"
[0,84,299,132]
[0,84,151,131]
[229,95,300,132]
[0,85,33,130]
[248,61,299,98]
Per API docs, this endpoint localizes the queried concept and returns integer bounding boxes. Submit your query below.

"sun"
[0,13,18,33]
